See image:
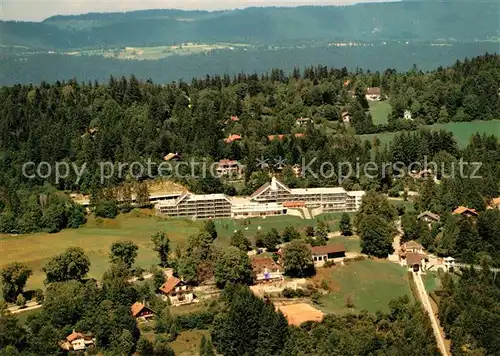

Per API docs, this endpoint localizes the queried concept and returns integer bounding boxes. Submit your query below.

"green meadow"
[1,210,350,291]
[359,120,500,148]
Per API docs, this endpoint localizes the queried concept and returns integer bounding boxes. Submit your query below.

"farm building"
[251,257,284,282]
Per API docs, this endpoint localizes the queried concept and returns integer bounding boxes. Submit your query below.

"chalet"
[131,302,155,321]
[216,159,242,176]
[401,240,424,254]
[159,277,195,306]
[341,111,351,123]
[251,257,284,282]
[365,87,382,101]
[277,303,324,326]
[310,244,346,267]
[296,117,312,126]
[163,152,181,161]
[452,206,478,217]
[60,330,95,351]
[224,134,242,143]
[417,211,441,224]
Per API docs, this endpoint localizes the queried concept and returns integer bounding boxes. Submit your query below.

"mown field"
[359,120,500,148]
[0,210,350,291]
[369,101,392,125]
[314,259,411,314]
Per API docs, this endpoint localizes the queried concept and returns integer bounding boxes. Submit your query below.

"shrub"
[281,288,297,298]
[16,294,26,308]
[34,289,44,303]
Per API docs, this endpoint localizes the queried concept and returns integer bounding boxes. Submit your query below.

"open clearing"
[369,101,392,125]
[359,120,500,148]
[313,259,411,314]
[68,42,251,60]
[1,210,348,291]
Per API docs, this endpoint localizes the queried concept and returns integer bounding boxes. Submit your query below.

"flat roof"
[291,187,347,195]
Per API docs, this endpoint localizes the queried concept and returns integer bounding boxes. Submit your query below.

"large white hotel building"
[155,177,365,219]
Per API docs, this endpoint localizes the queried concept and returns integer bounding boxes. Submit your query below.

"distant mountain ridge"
[2,3,498,50]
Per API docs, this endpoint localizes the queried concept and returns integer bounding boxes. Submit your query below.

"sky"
[0,0,392,21]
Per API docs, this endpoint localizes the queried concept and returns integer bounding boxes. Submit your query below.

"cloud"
[1,0,391,21]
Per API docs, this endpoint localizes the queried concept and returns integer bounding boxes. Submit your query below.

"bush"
[324,260,335,268]
[16,294,26,308]
[175,310,216,331]
[281,288,297,298]
[311,291,321,304]
[94,200,118,219]
[34,289,44,303]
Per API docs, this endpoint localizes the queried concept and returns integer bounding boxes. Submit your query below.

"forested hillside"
[2,2,498,49]
[1,54,499,237]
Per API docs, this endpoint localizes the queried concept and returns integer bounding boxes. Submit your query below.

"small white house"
[404,110,413,120]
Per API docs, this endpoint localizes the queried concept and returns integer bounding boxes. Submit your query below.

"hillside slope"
[2,3,498,49]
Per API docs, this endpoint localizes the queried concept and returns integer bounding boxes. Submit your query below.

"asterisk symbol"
[255,155,269,169]
[274,156,287,170]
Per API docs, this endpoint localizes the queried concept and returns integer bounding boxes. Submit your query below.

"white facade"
[155,177,365,219]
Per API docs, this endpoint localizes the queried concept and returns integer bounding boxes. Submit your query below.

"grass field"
[369,101,392,125]
[359,120,500,148]
[0,210,349,291]
[314,259,411,314]
[389,198,416,212]
[170,330,211,356]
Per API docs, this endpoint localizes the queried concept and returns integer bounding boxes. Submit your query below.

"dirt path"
[413,271,450,356]
[8,301,42,314]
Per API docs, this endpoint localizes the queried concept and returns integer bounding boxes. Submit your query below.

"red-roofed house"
[224,134,242,143]
[60,330,95,351]
[231,115,240,122]
[310,244,346,266]
[251,257,284,282]
[216,159,242,176]
[158,277,194,306]
[131,302,155,321]
[452,206,478,217]
[405,253,428,272]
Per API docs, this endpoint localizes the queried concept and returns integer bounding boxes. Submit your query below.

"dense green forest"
[438,264,500,355]
[1,43,498,85]
[2,3,498,49]
[1,54,499,234]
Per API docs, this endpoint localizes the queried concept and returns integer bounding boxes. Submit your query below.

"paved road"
[8,302,42,314]
[413,271,450,356]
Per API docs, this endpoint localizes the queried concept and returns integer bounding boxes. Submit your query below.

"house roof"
[66,330,92,342]
[366,87,381,95]
[163,152,180,161]
[231,115,240,122]
[310,244,346,255]
[296,117,312,122]
[251,257,283,274]
[341,111,350,117]
[406,253,425,266]
[130,302,153,317]
[491,197,500,206]
[224,134,242,143]
[403,240,423,250]
[159,276,182,294]
[277,303,324,326]
[219,159,238,166]
[417,211,441,221]
[452,206,478,216]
